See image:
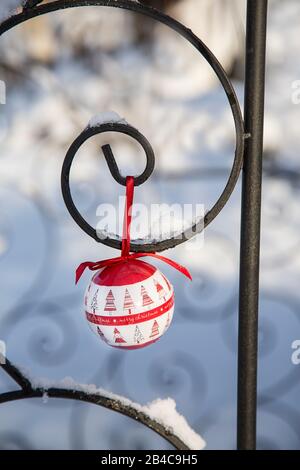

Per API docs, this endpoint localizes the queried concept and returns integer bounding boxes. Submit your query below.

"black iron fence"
[0,0,268,450]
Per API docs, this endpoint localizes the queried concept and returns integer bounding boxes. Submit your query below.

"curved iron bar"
[0,0,245,253]
[0,355,190,450]
[61,122,155,243]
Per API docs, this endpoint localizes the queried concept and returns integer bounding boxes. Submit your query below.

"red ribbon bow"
[76,176,192,284]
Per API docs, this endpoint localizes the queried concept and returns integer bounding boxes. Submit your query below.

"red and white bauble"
[84,259,174,349]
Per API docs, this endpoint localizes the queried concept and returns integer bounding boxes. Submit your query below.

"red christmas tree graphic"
[164,311,171,332]
[154,279,167,301]
[134,325,144,344]
[91,289,99,313]
[104,290,116,314]
[97,326,109,343]
[113,327,126,344]
[149,320,159,338]
[141,285,153,307]
[123,289,135,314]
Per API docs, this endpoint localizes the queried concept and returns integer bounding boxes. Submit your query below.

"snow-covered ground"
[0,0,300,450]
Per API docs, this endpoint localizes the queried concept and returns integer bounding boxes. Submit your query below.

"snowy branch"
[0,354,205,450]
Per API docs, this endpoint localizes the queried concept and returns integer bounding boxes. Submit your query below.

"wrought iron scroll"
[61,122,156,247]
[0,0,268,451]
[0,354,190,450]
[0,0,245,254]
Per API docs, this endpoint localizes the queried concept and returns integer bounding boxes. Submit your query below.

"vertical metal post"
[237,0,268,450]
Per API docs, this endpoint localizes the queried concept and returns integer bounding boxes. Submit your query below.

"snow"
[0,0,21,22]
[29,375,205,450]
[143,398,205,450]
[88,111,128,128]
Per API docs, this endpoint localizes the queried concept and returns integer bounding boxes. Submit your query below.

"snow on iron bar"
[29,375,205,450]
[88,111,128,128]
[143,398,205,450]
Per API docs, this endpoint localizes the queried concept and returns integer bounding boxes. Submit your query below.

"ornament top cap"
[92,258,156,287]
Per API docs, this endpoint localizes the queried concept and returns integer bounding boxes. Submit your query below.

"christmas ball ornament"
[74,164,191,350]
[84,258,174,349]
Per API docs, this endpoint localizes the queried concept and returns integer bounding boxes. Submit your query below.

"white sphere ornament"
[84,259,174,349]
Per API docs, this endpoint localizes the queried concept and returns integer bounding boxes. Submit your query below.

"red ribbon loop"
[76,176,192,284]
[121,175,134,257]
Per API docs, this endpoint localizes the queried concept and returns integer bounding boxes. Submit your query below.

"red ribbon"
[76,176,192,284]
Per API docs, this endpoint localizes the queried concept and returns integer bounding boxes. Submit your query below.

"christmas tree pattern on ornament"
[104,290,116,315]
[154,279,167,302]
[97,326,109,344]
[123,289,135,314]
[149,320,160,338]
[113,328,126,344]
[134,325,144,344]
[141,285,153,307]
[91,289,99,313]
[164,311,171,332]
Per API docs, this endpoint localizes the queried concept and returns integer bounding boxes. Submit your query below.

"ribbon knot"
[76,176,192,284]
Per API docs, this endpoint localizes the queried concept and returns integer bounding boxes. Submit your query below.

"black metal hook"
[100,124,155,187]
[61,121,155,245]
